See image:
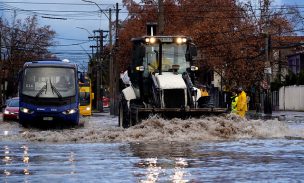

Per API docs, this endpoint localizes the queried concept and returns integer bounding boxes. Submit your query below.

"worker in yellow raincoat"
[231,93,238,113]
[200,85,209,97]
[236,87,248,117]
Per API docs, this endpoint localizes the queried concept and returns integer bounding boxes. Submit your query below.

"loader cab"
[130,36,196,78]
[129,36,197,103]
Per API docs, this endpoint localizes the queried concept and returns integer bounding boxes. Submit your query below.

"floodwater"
[1,112,304,182]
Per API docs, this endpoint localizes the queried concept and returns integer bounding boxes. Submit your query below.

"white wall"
[279,85,304,111]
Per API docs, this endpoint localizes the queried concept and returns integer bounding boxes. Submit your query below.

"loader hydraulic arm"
[183,72,196,107]
[151,74,161,107]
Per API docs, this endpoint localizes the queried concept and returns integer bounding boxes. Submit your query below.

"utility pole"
[113,3,120,115]
[115,3,119,45]
[81,0,111,113]
[99,30,104,112]
[262,0,272,115]
[109,7,115,115]
[109,3,120,116]
[158,0,164,35]
[89,32,100,111]
[0,30,2,106]
[0,30,1,62]
[91,29,107,112]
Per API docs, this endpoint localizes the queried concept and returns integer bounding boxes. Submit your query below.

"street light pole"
[76,26,103,111]
[76,27,93,36]
[82,0,109,20]
[0,30,3,106]
[81,0,112,113]
[262,0,272,115]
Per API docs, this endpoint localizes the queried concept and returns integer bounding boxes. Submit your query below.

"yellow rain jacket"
[236,91,248,117]
[200,88,209,97]
[231,95,238,113]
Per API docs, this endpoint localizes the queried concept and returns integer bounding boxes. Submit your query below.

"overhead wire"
[1,1,303,57]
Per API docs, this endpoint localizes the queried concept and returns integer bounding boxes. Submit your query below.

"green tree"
[296,69,304,85]
[284,70,297,86]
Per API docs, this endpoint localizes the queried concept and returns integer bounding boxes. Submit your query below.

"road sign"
[261,80,270,90]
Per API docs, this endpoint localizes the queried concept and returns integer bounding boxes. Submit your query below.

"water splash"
[0,114,303,143]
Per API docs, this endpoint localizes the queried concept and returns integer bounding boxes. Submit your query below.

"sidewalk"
[246,110,304,120]
[91,108,111,117]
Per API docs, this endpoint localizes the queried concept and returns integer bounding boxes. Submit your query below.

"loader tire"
[129,100,145,125]
[118,98,131,128]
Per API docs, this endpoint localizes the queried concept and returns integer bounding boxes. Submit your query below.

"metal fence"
[272,91,280,111]
[259,91,279,112]
[214,88,282,111]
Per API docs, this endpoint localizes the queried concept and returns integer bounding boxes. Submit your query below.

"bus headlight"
[4,110,9,114]
[20,107,34,114]
[86,107,91,111]
[63,108,77,115]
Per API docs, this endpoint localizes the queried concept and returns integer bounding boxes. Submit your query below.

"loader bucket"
[129,107,228,125]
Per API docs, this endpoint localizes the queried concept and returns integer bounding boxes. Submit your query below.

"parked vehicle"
[103,96,110,108]
[3,97,19,121]
[79,77,94,116]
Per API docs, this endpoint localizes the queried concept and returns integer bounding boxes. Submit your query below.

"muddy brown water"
[1,113,304,182]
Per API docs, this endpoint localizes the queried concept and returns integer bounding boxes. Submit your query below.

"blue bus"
[18,60,80,126]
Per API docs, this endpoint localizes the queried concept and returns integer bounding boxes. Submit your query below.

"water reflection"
[140,158,161,183]
[3,146,12,164]
[69,151,76,174]
[1,145,30,177]
[137,157,190,183]
[21,145,30,175]
[4,131,9,136]
[3,146,12,177]
[130,143,191,182]
[172,158,189,183]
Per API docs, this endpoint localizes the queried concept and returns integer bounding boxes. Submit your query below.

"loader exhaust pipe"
[158,43,162,75]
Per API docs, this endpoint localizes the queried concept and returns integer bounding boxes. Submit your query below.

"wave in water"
[1,114,304,143]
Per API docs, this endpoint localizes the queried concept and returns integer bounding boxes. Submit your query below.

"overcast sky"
[1,0,303,70]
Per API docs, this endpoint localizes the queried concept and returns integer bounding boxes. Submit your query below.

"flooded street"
[1,112,304,182]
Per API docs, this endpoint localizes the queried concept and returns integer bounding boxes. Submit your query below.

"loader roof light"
[190,66,199,71]
[176,37,187,44]
[136,66,145,72]
[145,37,156,44]
[144,36,188,44]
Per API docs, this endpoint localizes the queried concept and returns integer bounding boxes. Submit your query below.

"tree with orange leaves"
[117,0,301,91]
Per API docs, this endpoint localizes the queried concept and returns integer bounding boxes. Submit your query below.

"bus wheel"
[119,98,130,128]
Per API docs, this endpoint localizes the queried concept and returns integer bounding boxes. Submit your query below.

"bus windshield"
[79,82,91,106]
[22,67,76,98]
[143,43,189,75]
[79,91,90,106]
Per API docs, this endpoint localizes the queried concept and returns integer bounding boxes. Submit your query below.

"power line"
[1,1,118,6]
[55,37,91,41]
